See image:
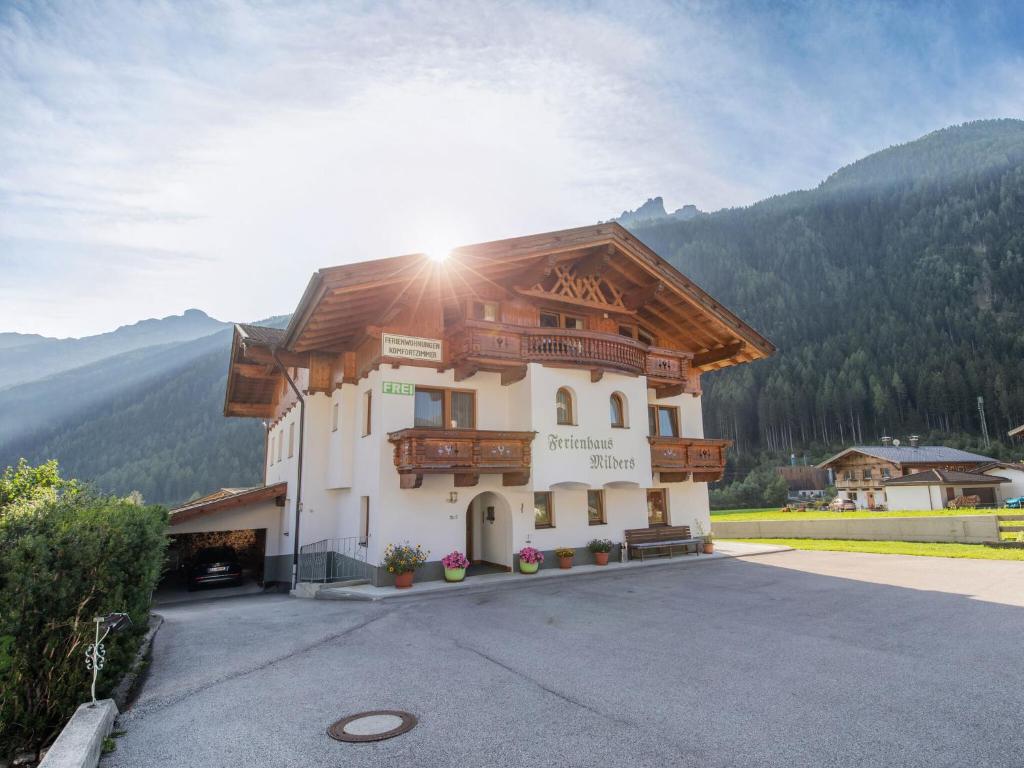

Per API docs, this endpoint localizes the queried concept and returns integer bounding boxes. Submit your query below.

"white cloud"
[1,0,1022,336]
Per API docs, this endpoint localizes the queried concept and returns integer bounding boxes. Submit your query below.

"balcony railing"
[648,436,731,482]
[387,428,537,489]
[447,321,692,385]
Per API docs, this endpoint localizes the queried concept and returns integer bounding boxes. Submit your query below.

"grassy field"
[712,507,1000,522]
[732,538,1024,561]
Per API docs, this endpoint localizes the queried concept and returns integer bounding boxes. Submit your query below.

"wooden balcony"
[648,436,731,482]
[387,428,537,489]
[447,321,694,390]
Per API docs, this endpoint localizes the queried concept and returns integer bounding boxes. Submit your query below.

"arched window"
[610,393,626,428]
[555,387,574,425]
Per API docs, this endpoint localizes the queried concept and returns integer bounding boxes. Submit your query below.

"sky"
[2,0,1023,338]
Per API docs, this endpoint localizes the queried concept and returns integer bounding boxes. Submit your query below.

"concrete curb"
[111,614,163,711]
[315,543,792,603]
[38,700,117,768]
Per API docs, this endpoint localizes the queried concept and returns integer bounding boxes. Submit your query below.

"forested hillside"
[628,119,1024,465]
[0,317,289,506]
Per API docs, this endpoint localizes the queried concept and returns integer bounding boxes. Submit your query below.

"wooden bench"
[624,525,702,561]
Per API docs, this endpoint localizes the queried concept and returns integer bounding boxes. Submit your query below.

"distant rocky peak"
[610,197,704,227]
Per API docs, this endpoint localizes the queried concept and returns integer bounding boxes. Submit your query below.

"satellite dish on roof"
[892,439,901,447]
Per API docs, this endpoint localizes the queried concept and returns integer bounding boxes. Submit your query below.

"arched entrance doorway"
[465,491,513,573]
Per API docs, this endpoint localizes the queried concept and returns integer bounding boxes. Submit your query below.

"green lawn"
[712,507,1000,522]
[732,538,1024,561]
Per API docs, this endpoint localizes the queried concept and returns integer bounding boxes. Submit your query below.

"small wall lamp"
[448,491,458,504]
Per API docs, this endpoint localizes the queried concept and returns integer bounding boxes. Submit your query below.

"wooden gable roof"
[283,223,775,368]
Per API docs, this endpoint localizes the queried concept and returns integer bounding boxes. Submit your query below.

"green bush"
[0,488,167,758]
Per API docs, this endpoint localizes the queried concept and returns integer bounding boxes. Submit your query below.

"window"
[362,390,372,436]
[610,393,626,428]
[268,432,276,464]
[534,492,554,528]
[647,405,679,437]
[563,315,584,330]
[618,324,635,339]
[555,387,575,425]
[332,402,339,432]
[862,468,872,480]
[288,422,295,458]
[472,301,499,321]
[646,489,668,526]
[881,467,891,479]
[844,470,854,482]
[414,387,476,429]
[587,490,605,525]
[637,328,655,346]
[359,497,369,546]
[539,310,584,329]
[277,431,284,462]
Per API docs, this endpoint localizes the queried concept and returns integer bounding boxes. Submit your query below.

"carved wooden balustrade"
[447,321,693,387]
[388,428,537,489]
[648,436,731,483]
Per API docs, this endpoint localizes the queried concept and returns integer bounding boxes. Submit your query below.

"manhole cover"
[327,710,417,743]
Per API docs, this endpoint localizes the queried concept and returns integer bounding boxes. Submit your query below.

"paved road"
[104,550,1024,768]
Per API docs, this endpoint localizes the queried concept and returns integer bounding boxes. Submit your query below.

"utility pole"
[978,396,991,449]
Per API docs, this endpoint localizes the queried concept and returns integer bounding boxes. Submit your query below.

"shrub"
[587,538,613,553]
[554,547,575,558]
[382,543,429,574]
[517,546,544,564]
[0,489,167,759]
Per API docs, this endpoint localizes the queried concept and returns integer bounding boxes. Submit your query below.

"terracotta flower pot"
[558,556,573,570]
[519,561,539,574]
[703,541,714,555]
[444,567,466,582]
[594,551,609,566]
[394,571,415,589]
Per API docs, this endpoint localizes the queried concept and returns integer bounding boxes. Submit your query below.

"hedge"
[0,491,167,759]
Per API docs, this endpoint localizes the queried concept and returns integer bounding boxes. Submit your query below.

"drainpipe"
[272,349,305,590]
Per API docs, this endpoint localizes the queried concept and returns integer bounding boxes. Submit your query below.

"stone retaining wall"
[712,515,1000,544]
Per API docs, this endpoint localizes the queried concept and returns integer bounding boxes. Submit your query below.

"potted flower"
[693,520,714,554]
[441,550,470,582]
[554,547,575,569]
[383,542,429,588]
[587,538,613,565]
[517,546,544,574]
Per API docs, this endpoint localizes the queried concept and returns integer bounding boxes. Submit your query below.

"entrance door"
[464,491,512,570]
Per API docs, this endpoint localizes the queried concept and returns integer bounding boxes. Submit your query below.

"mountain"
[0,332,54,350]
[0,314,289,506]
[624,119,1024,462]
[612,197,703,227]
[0,308,228,390]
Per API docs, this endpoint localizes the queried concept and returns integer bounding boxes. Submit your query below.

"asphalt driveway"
[104,550,1024,768]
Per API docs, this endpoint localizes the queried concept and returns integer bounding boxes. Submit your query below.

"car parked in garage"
[185,546,243,591]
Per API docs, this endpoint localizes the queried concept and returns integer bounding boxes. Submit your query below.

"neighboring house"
[978,462,1024,500]
[188,223,774,587]
[882,469,1008,510]
[817,437,996,510]
[776,466,831,500]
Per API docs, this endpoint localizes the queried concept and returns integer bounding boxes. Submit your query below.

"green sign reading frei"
[382,381,415,396]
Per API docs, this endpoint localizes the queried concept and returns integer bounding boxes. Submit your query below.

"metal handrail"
[298,537,369,583]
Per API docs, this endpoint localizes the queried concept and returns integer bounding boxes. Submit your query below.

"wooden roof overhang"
[223,325,291,418]
[283,223,775,369]
[168,482,288,525]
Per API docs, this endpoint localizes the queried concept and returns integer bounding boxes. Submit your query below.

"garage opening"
[164,528,268,593]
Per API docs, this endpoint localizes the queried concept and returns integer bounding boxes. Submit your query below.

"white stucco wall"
[268,360,713,578]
